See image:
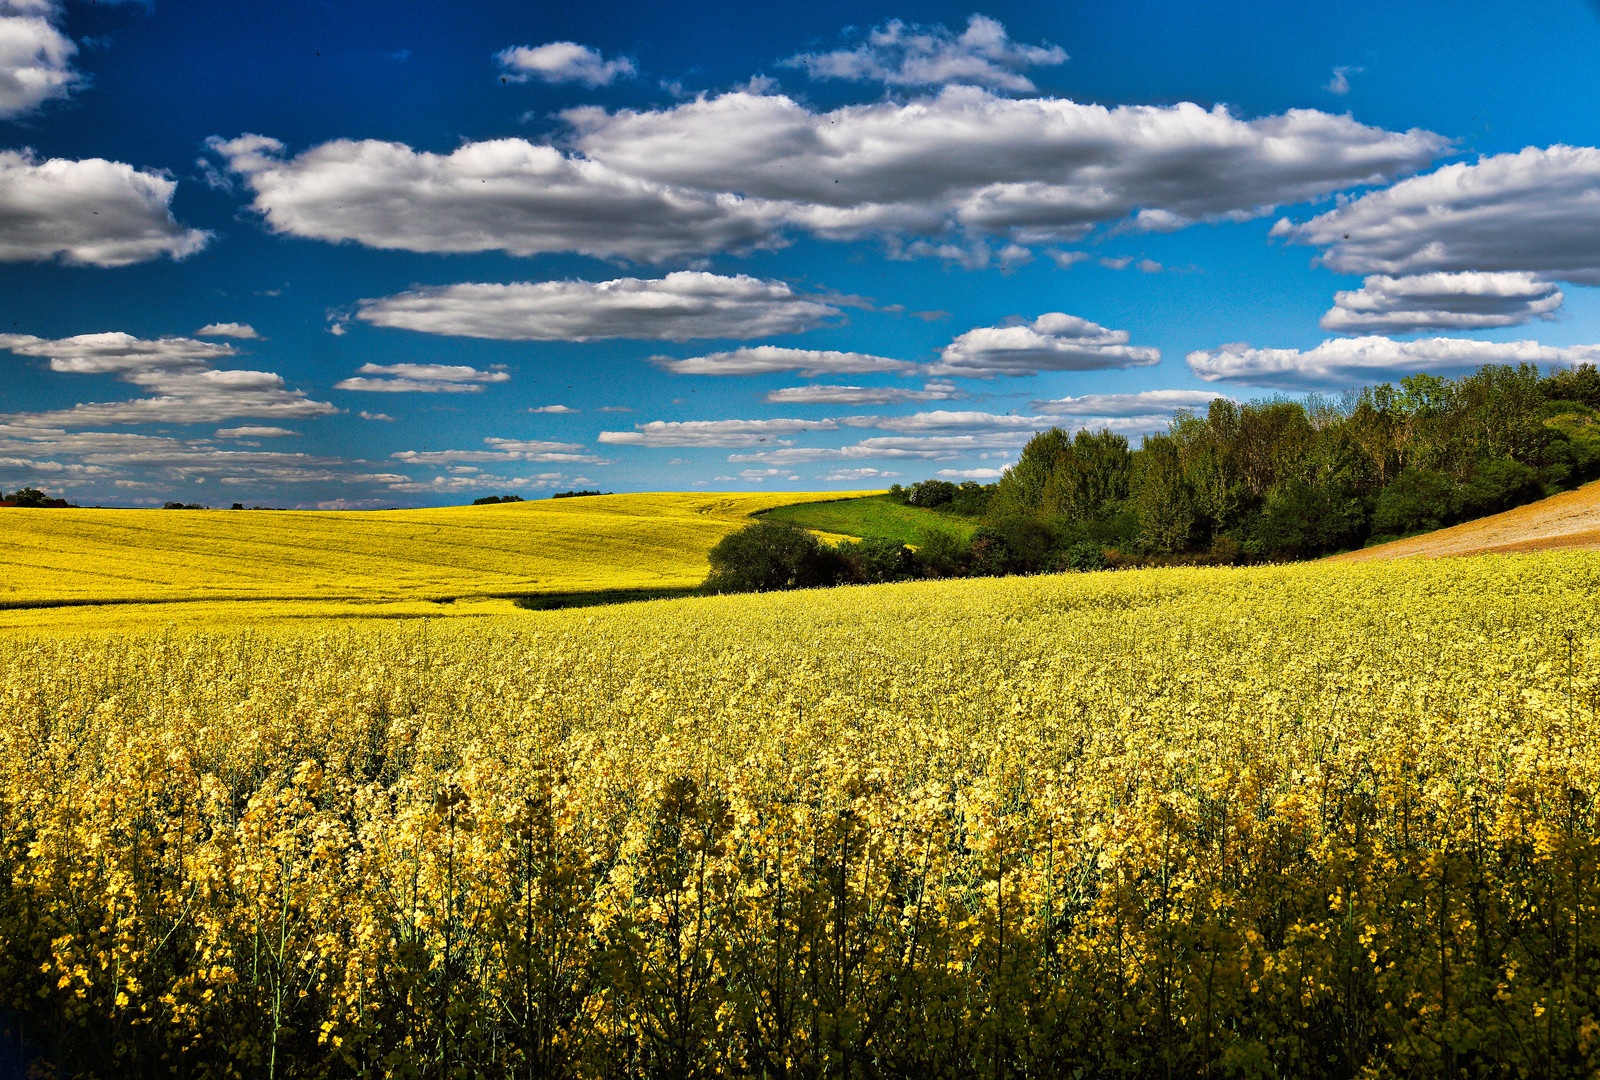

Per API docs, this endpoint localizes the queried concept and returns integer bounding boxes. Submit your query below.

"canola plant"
[0,555,1597,1078]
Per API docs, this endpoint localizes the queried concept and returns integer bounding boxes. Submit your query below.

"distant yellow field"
[0,491,876,634]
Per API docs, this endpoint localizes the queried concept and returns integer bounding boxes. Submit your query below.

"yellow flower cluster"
[1,554,1597,1077]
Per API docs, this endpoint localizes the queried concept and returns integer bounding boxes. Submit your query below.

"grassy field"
[2,555,1597,1077]
[0,491,871,634]
[758,492,978,545]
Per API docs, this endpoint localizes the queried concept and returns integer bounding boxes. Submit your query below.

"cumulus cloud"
[355,274,842,342]
[210,88,1444,264]
[843,409,1047,433]
[529,404,577,413]
[1187,335,1600,390]
[931,312,1160,377]
[196,322,259,338]
[655,345,909,376]
[1273,146,1600,285]
[0,0,78,119]
[390,437,604,466]
[1029,389,1225,415]
[216,426,296,438]
[208,133,783,264]
[358,411,393,421]
[598,418,838,447]
[0,331,337,428]
[764,382,959,405]
[782,15,1066,93]
[938,467,1007,479]
[568,87,1449,247]
[0,150,211,266]
[818,467,900,481]
[333,363,511,393]
[496,41,636,87]
[728,432,1032,464]
[1319,272,1565,333]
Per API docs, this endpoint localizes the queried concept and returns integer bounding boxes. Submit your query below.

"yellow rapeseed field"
[0,492,871,634]
[1,554,1597,1077]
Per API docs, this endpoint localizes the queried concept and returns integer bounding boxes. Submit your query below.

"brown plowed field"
[1330,479,1600,561]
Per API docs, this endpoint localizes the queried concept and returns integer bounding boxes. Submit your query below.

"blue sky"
[4,0,1600,507]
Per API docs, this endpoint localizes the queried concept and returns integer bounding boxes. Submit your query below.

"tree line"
[703,363,1600,592]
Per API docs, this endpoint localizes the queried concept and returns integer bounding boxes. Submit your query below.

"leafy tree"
[949,481,992,516]
[1256,480,1365,558]
[836,538,916,583]
[1371,468,1459,539]
[6,487,70,508]
[701,520,840,594]
[905,479,957,507]
[912,529,969,577]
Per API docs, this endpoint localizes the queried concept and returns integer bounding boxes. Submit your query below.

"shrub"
[836,538,916,584]
[1371,468,1459,539]
[702,520,840,593]
[906,479,957,507]
[472,494,526,505]
[1058,540,1108,572]
[913,529,969,577]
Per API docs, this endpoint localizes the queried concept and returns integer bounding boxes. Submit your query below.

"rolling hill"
[0,491,875,633]
[1331,478,1600,561]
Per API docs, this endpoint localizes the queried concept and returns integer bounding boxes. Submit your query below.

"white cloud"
[1187,335,1600,390]
[0,3,77,119]
[844,409,1047,433]
[782,15,1066,93]
[656,345,909,376]
[495,41,636,87]
[1325,65,1361,95]
[1273,145,1600,285]
[937,467,1006,479]
[0,150,211,266]
[764,382,959,405]
[0,332,337,427]
[931,312,1160,377]
[1030,389,1225,415]
[729,432,1035,464]
[819,467,900,481]
[1319,272,1565,333]
[568,87,1448,248]
[383,472,575,495]
[209,133,783,264]
[390,437,604,466]
[599,417,838,447]
[1050,249,1091,268]
[0,331,235,373]
[196,322,259,339]
[333,362,511,393]
[216,426,296,438]
[529,404,576,413]
[358,411,394,421]
[211,89,1444,265]
[354,274,842,341]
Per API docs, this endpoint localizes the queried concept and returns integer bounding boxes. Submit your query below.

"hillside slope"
[1331,479,1600,561]
[0,492,870,632]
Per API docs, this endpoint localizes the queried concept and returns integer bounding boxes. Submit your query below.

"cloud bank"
[354,274,842,342]
[333,363,511,393]
[1187,335,1600,390]
[1320,272,1564,333]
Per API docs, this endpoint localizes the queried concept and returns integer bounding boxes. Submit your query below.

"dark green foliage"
[1256,480,1365,558]
[912,529,969,577]
[551,490,608,499]
[949,481,992,516]
[702,520,841,594]
[3,488,71,508]
[1459,457,1540,516]
[1371,468,1460,539]
[835,537,916,583]
[1543,362,1600,410]
[162,501,206,510]
[472,494,526,505]
[1058,540,1108,572]
[905,479,957,507]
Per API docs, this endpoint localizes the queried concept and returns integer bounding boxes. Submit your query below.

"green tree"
[701,520,841,594]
